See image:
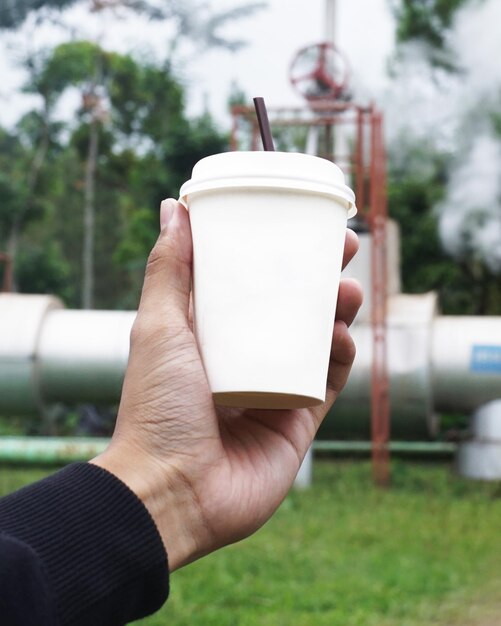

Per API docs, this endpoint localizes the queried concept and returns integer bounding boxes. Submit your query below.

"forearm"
[0,463,169,626]
[90,444,205,572]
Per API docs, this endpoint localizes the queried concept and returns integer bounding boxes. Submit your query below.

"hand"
[91,199,362,571]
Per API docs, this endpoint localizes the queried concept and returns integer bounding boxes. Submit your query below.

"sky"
[0,0,499,269]
[185,0,395,125]
[0,0,395,130]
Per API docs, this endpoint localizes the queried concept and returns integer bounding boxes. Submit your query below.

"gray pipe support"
[457,400,501,480]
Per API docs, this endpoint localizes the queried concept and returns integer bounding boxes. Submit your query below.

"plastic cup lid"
[179,151,357,218]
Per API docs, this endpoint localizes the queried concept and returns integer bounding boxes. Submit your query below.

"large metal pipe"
[0,294,135,414]
[39,309,135,404]
[1,293,500,440]
[324,291,439,439]
[432,318,501,412]
[0,294,62,414]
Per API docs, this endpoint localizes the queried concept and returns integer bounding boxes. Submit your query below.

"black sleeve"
[0,463,169,626]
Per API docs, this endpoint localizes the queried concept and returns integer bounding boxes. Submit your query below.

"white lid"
[179,151,357,218]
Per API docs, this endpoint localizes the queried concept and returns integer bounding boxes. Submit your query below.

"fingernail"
[160,199,176,231]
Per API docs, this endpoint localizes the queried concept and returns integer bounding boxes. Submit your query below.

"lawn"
[1,460,500,625]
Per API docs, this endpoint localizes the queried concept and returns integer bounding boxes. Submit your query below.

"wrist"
[89,444,204,571]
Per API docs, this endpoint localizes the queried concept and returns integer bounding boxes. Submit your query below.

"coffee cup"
[179,151,356,409]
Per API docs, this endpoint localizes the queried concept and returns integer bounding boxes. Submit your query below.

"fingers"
[324,320,356,399]
[307,320,356,428]
[322,276,363,405]
[335,278,363,327]
[137,199,193,326]
[342,228,359,271]
[328,320,357,370]
[324,320,357,409]
[308,274,362,427]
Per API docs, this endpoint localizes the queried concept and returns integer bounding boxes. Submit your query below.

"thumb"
[137,199,193,326]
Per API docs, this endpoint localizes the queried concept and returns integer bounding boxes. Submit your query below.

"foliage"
[388,0,501,313]
[17,240,72,300]
[387,136,501,314]
[0,0,262,306]
[389,0,482,71]
[392,0,470,48]
[0,0,78,30]
[0,0,267,53]
[0,43,227,308]
[0,132,26,231]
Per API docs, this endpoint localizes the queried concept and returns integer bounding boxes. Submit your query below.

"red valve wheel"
[290,42,350,102]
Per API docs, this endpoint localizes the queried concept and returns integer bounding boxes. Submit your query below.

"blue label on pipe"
[470,345,501,373]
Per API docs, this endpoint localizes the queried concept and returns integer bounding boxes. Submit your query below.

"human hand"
[91,199,362,571]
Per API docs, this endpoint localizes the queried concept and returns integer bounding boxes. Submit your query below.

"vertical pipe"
[325,0,337,47]
[325,121,333,161]
[355,107,365,211]
[251,121,259,151]
[230,107,238,151]
[370,110,390,487]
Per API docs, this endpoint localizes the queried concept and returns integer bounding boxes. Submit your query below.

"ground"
[1,459,500,625]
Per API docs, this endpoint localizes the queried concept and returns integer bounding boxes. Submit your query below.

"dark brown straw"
[253,97,275,151]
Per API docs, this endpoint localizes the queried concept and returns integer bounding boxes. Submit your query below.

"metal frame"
[231,102,390,485]
[368,111,390,486]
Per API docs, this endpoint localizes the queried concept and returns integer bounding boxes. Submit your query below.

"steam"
[383,41,459,152]
[384,0,501,273]
[438,131,501,273]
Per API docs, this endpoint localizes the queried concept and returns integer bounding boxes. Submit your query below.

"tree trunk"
[82,111,100,309]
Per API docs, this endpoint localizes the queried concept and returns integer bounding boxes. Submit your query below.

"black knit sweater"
[0,463,169,625]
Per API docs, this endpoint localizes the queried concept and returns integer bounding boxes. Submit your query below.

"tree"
[0,44,227,309]
[390,0,477,68]
[387,0,501,315]
[31,40,108,307]
[0,98,60,291]
[0,0,265,304]
[387,138,477,313]
[392,0,469,45]
[0,1,77,29]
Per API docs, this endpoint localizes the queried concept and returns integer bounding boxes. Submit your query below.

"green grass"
[1,460,501,625]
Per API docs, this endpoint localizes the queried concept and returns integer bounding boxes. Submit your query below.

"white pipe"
[431,317,501,412]
[1,294,500,440]
[0,294,62,413]
[325,0,336,47]
[38,309,135,404]
[0,295,135,413]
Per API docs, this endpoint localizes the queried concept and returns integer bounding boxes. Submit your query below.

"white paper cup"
[179,151,356,410]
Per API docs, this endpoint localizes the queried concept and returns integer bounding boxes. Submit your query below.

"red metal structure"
[0,253,13,293]
[368,112,390,486]
[230,101,390,486]
[290,42,350,102]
